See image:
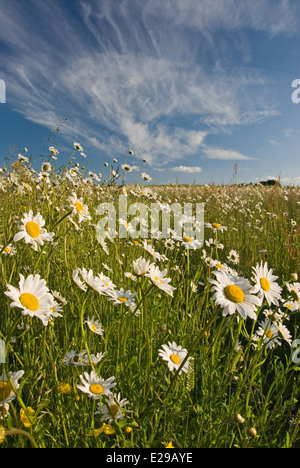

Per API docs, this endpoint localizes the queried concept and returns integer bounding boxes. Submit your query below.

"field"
[0,144,300,448]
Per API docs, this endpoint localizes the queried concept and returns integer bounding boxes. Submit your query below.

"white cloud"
[0,0,297,167]
[171,166,203,173]
[203,146,255,160]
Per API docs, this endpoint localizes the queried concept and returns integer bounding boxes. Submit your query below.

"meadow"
[0,143,299,448]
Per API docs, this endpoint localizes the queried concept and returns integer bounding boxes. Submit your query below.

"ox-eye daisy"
[96,393,129,423]
[108,288,138,307]
[13,210,54,251]
[77,370,116,399]
[251,261,282,307]
[146,264,176,297]
[158,341,191,374]
[85,317,104,336]
[68,192,91,223]
[0,370,24,406]
[5,274,55,326]
[209,270,261,320]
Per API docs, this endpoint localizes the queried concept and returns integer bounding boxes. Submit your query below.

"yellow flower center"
[89,384,104,395]
[25,221,41,238]
[216,263,223,269]
[260,277,270,291]
[19,292,39,311]
[74,201,84,213]
[91,323,97,332]
[170,354,181,365]
[109,404,119,416]
[212,223,220,229]
[154,276,162,284]
[4,247,10,253]
[0,381,12,400]
[224,285,245,303]
[183,236,192,243]
[265,329,273,339]
[118,296,128,302]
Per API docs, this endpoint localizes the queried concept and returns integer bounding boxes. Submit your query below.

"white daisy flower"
[1,243,17,256]
[251,261,282,306]
[13,210,54,251]
[77,370,116,399]
[206,222,227,233]
[227,250,240,265]
[133,256,152,276]
[96,393,129,423]
[68,192,91,224]
[73,142,83,151]
[285,282,300,310]
[146,264,176,297]
[158,341,191,374]
[5,274,55,326]
[0,370,24,406]
[181,235,202,250]
[253,318,281,349]
[209,270,261,320]
[108,288,138,307]
[85,317,104,336]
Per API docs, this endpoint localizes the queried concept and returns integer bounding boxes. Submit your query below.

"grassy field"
[0,145,299,448]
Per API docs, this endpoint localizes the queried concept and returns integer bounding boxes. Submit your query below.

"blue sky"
[0,0,299,185]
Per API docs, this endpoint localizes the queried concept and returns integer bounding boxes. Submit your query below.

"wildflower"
[205,238,224,250]
[121,164,132,172]
[101,423,115,435]
[227,250,240,265]
[74,142,83,151]
[209,270,261,320]
[96,393,129,423]
[236,413,245,424]
[125,272,137,281]
[0,404,9,420]
[206,222,227,233]
[13,210,54,251]
[0,370,24,405]
[146,264,176,297]
[133,256,152,275]
[5,274,56,326]
[164,441,175,448]
[253,318,281,349]
[1,244,17,256]
[63,350,89,366]
[142,172,152,181]
[68,192,91,223]
[248,427,258,437]
[77,370,116,400]
[85,317,104,336]
[63,350,105,367]
[20,407,35,428]
[285,282,300,310]
[252,261,282,306]
[108,288,138,307]
[158,341,191,374]
[49,146,59,156]
[58,383,72,395]
[181,235,202,250]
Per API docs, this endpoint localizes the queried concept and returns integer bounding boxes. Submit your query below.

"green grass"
[0,149,299,448]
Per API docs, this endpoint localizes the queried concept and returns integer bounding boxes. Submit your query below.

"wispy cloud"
[0,0,298,167]
[203,146,255,160]
[171,166,203,173]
